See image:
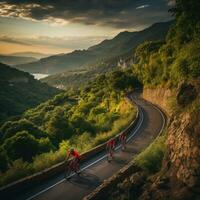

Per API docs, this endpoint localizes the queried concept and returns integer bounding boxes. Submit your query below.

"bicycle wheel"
[64,163,72,179]
[121,141,126,151]
[107,154,110,162]
[107,151,113,162]
[75,161,81,174]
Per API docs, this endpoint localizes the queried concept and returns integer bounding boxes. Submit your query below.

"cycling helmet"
[70,148,74,153]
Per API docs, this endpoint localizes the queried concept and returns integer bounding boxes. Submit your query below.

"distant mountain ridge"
[10,52,51,59]
[0,55,37,66]
[15,21,172,74]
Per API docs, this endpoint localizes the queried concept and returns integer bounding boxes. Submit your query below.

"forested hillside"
[41,62,115,89]
[15,21,171,74]
[0,69,141,186]
[0,63,60,123]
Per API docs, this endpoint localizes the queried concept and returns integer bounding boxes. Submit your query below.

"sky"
[0,0,175,55]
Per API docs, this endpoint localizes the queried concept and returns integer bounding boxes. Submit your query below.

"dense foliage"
[0,69,140,186]
[0,63,60,123]
[133,0,200,87]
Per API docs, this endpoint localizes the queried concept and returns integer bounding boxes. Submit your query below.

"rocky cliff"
[143,88,173,115]
[137,83,200,199]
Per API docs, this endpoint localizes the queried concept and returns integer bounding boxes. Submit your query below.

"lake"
[32,73,49,80]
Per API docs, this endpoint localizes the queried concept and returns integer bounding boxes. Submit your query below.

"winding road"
[8,93,166,200]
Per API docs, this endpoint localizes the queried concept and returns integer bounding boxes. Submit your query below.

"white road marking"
[150,104,166,136]
[26,99,165,200]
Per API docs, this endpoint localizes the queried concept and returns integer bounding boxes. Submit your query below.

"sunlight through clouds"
[43,17,69,27]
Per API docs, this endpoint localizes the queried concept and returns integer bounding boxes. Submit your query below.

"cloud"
[136,5,150,10]
[0,35,111,50]
[0,35,31,46]
[0,0,173,29]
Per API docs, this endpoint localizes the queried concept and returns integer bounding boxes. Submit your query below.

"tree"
[45,108,72,145]
[38,137,54,153]
[3,131,40,162]
[70,114,94,135]
[1,119,47,141]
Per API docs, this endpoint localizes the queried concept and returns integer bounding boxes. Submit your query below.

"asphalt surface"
[13,93,166,200]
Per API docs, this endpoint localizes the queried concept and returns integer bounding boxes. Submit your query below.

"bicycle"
[64,159,80,179]
[107,147,114,162]
[120,134,127,151]
[106,140,115,162]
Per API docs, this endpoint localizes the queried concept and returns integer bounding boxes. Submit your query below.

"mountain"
[15,21,172,75]
[0,63,60,123]
[0,55,38,66]
[10,52,51,59]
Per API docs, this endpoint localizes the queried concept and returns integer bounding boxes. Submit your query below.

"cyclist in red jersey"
[66,148,81,174]
[120,133,127,150]
[106,138,115,161]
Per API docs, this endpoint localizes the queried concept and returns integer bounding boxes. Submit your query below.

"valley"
[0,1,200,200]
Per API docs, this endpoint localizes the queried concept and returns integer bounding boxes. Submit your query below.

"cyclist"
[120,133,127,150]
[106,138,115,162]
[66,148,81,175]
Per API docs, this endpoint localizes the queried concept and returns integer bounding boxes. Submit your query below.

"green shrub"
[134,135,166,174]
[3,131,40,162]
[69,132,93,152]
[93,109,136,146]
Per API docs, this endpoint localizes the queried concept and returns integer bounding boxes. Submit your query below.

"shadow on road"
[122,146,139,154]
[112,157,129,165]
[68,171,102,189]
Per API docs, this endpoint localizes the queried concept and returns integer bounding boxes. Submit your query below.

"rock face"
[176,82,197,107]
[143,87,173,115]
[166,110,200,188]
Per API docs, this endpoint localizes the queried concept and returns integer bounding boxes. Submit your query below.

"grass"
[134,134,166,174]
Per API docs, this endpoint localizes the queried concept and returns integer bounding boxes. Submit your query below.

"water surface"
[32,73,49,80]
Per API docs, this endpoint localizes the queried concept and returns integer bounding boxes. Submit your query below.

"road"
[12,93,166,200]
